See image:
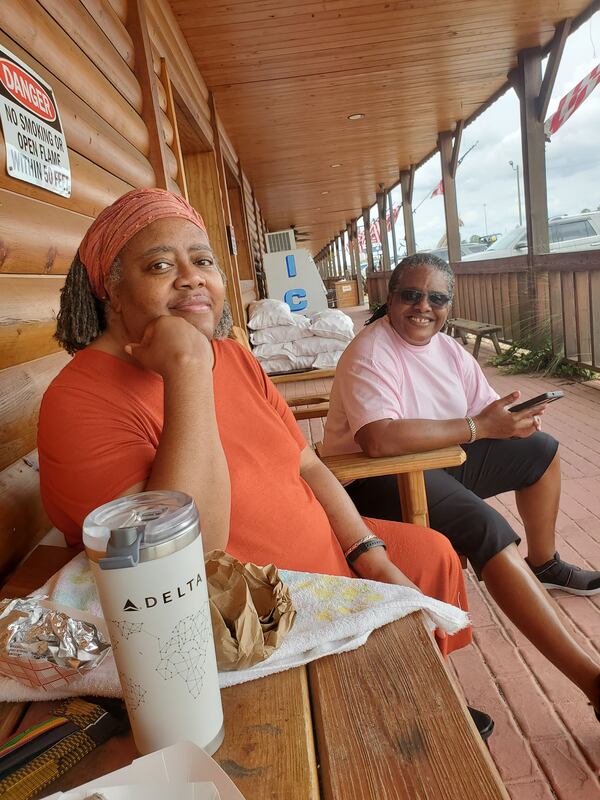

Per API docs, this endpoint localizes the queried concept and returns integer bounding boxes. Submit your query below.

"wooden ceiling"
[168,0,593,254]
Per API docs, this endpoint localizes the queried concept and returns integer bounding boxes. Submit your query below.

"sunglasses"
[393,289,451,308]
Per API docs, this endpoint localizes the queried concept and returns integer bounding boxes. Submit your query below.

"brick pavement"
[279,304,600,798]
[452,346,600,800]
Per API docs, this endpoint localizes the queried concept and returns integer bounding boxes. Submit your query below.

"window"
[551,220,595,242]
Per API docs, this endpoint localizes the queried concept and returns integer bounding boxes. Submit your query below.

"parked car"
[419,243,489,262]
[462,212,600,261]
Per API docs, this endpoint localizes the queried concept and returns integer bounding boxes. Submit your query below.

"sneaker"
[467,706,494,741]
[527,551,600,596]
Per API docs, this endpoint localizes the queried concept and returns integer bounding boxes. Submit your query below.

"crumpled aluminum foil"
[0,596,111,672]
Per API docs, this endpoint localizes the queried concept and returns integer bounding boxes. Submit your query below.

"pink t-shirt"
[322,317,499,456]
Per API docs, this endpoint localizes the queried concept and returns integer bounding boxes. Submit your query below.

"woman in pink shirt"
[323,252,600,720]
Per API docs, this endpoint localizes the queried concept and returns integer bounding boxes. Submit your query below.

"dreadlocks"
[55,253,121,355]
[365,252,455,325]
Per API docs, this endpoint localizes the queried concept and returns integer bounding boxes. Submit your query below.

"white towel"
[0,553,469,700]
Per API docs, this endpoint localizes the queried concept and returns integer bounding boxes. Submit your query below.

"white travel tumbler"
[83,491,224,755]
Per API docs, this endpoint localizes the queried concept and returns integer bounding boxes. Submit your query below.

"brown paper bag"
[205,550,296,671]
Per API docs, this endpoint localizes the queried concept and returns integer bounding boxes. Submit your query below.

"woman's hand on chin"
[474,392,547,440]
[124,315,212,378]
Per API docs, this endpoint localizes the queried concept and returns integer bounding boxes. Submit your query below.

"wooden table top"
[0,547,509,799]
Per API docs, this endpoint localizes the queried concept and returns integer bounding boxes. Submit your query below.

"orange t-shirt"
[38,340,351,576]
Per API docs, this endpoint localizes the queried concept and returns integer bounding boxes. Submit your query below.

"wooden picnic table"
[0,547,509,799]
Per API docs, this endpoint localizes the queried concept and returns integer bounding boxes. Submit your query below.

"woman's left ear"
[104,283,121,314]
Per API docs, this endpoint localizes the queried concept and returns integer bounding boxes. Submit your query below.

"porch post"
[351,219,365,304]
[127,0,170,190]
[376,186,391,271]
[332,238,339,276]
[515,48,550,258]
[340,230,349,276]
[336,236,344,276]
[362,206,375,272]
[400,167,416,255]
[438,130,461,264]
[389,190,399,265]
[208,93,245,328]
[346,223,356,275]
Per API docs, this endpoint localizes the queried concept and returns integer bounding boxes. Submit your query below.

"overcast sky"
[359,11,600,254]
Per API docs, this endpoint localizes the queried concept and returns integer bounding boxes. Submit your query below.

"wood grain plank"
[292,402,329,421]
[0,351,69,470]
[590,271,600,370]
[271,369,336,385]
[1,544,76,598]
[574,271,592,365]
[127,0,170,190]
[0,0,148,155]
[0,138,133,219]
[561,271,578,360]
[0,275,63,369]
[309,614,509,800]
[0,453,53,581]
[0,190,91,275]
[79,0,135,67]
[320,445,465,483]
[218,669,319,800]
[38,0,142,111]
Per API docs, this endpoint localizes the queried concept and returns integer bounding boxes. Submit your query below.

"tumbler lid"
[83,491,198,563]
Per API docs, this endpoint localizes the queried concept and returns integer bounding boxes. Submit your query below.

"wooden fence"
[366,251,600,372]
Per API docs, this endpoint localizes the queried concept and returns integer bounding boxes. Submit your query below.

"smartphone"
[508,390,564,413]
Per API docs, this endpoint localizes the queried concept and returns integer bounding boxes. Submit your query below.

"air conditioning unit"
[265,228,296,253]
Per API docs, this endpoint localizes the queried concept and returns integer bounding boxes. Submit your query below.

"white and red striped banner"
[545,63,600,137]
[357,205,401,250]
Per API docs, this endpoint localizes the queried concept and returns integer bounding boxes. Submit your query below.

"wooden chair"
[316,443,465,529]
[285,396,468,565]
[287,394,330,421]
[271,368,336,385]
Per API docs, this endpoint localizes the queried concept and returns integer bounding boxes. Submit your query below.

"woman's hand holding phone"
[508,391,564,413]
[474,391,553,440]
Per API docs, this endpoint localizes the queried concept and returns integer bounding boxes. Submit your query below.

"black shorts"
[345,432,559,576]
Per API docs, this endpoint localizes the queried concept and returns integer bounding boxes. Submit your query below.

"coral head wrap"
[78,188,207,299]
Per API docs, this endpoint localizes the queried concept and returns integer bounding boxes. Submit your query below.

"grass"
[491,328,597,382]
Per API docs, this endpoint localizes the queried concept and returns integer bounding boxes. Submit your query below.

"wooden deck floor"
[280,304,600,800]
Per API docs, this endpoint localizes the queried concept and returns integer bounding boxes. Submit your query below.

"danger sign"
[0,45,70,197]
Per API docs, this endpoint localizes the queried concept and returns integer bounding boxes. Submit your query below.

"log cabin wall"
[0,0,261,579]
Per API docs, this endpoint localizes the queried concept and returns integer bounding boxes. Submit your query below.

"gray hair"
[388,253,455,298]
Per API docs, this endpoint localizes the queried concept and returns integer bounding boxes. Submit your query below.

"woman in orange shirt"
[39,190,484,731]
[38,189,465,628]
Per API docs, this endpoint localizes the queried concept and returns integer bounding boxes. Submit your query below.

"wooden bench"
[447,318,502,361]
[0,547,509,799]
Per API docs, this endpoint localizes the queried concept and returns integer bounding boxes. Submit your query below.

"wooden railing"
[366,251,600,371]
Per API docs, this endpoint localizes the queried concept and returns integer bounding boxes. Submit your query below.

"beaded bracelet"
[343,533,378,560]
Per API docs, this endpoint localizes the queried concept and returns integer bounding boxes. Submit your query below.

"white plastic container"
[83,491,223,755]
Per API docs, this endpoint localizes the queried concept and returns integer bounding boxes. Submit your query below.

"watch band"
[465,416,477,443]
[346,537,386,565]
